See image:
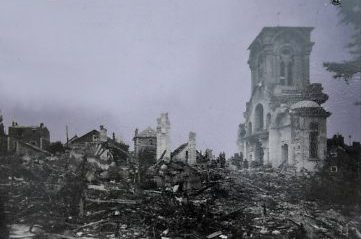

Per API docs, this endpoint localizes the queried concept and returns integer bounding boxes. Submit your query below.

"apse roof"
[291,100,321,109]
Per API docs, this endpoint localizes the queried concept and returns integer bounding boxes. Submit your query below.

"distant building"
[238,27,330,171]
[7,121,50,154]
[133,127,157,164]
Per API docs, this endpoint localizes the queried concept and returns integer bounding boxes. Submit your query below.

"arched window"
[279,47,294,86]
[280,61,286,85]
[287,61,293,85]
[254,104,264,131]
[258,54,264,80]
[309,122,319,158]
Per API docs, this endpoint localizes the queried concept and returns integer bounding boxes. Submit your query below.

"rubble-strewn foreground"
[1,154,361,239]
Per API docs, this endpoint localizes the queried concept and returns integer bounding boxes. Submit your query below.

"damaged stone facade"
[238,27,331,171]
[171,132,197,165]
[133,127,157,164]
[7,121,50,153]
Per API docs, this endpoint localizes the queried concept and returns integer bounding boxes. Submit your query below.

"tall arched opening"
[254,104,264,131]
[281,144,289,165]
[309,122,319,158]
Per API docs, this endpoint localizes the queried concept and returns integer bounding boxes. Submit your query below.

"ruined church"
[238,27,331,171]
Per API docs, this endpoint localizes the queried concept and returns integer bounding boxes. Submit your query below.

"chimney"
[66,125,69,147]
[156,113,171,161]
[99,125,107,142]
[135,128,139,137]
[188,132,197,164]
[188,132,196,146]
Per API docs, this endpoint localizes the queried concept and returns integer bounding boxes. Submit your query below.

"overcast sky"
[0,0,360,155]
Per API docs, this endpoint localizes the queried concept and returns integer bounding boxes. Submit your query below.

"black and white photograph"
[0,0,360,238]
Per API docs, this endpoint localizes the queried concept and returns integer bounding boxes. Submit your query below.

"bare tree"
[323,0,361,81]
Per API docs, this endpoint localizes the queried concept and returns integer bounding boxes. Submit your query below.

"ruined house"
[68,125,127,149]
[7,121,50,155]
[238,27,330,171]
[171,132,197,165]
[134,113,170,162]
[133,127,157,164]
[68,125,129,163]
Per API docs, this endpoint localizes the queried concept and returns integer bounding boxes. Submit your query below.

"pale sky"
[0,0,360,155]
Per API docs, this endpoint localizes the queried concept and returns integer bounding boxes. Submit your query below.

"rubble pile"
[1,155,71,234]
[1,154,361,238]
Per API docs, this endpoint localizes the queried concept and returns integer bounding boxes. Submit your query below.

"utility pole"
[355,100,361,177]
[355,81,361,177]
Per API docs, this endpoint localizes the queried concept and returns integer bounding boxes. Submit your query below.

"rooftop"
[248,26,314,50]
[137,127,156,138]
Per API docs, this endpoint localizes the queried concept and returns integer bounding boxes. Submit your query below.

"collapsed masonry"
[238,27,331,172]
